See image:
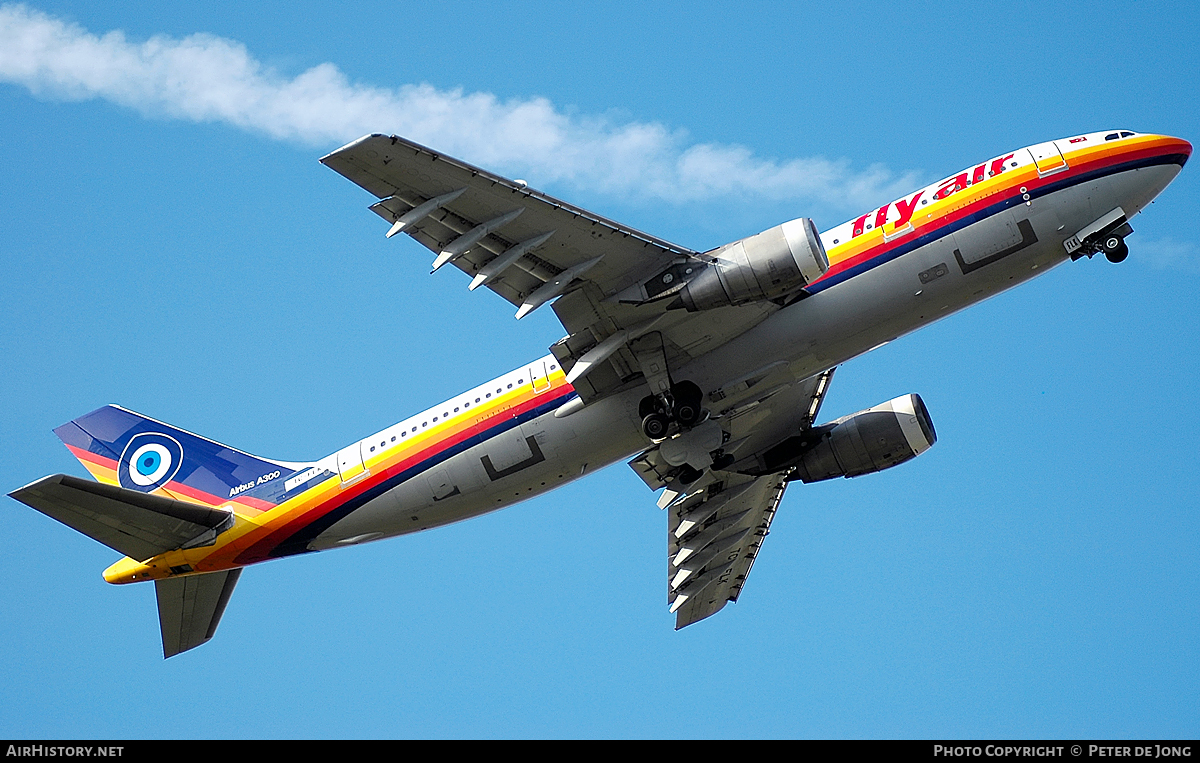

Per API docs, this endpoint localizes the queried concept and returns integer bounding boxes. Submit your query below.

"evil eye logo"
[118,433,183,493]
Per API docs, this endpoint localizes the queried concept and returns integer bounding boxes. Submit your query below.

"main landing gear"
[1073,214,1133,265]
[640,380,705,440]
[641,381,734,487]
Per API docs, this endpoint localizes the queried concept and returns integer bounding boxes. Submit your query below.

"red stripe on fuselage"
[231,384,574,564]
[814,136,1188,286]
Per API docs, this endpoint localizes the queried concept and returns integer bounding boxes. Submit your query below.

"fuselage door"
[426,467,459,502]
[1027,141,1068,177]
[529,360,552,394]
[336,442,368,485]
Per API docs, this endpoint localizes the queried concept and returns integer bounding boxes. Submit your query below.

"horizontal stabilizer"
[156,569,242,658]
[9,474,233,562]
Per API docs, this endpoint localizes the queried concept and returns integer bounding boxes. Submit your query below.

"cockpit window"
[1106,131,1137,141]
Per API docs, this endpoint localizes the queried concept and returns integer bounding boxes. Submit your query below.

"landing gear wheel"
[675,400,702,427]
[639,395,664,419]
[671,381,705,427]
[642,413,670,440]
[1102,235,1129,264]
[676,465,704,486]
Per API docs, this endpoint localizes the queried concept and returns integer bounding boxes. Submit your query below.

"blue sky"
[2,0,1198,739]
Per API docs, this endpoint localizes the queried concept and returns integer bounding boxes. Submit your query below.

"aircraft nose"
[1118,134,1191,217]
[1148,134,1191,181]
[1154,134,1191,164]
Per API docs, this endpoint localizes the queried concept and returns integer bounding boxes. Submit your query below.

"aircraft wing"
[321,134,782,402]
[665,471,790,628]
[628,367,836,627]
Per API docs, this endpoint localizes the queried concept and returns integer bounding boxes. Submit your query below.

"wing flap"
[155,569,242,658]
[9,474,233,562]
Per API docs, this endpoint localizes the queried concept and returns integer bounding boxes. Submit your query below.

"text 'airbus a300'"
[12,129,1189,657]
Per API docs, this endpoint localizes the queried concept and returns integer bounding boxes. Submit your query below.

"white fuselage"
[307,142,1182,552]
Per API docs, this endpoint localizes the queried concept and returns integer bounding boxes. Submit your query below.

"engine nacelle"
[754,394,937,482]
[677,218,828,311]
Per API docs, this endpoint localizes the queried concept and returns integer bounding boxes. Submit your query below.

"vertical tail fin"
[53,405,307,510]
[156,569,242,658]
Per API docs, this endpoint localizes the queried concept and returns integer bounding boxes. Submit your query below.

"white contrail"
[0,4,920,208]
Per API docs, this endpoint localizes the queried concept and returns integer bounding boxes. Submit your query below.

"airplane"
[10,128,1189,658]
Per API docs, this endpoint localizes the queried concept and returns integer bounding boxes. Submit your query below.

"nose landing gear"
[1101,234,1129,264]
[1069,211,1133,265]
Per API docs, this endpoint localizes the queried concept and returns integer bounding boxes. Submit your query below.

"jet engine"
[752,394,936,482]
[674,218,829,311]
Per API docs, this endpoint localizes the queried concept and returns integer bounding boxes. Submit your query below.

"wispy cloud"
[1135,237,1200,274]
[0,4,920,209]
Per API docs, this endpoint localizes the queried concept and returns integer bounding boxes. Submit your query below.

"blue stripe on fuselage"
[807,152,1188,295]
[267,390,572,558]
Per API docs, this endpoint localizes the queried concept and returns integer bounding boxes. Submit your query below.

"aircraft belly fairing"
[10,129,1190,656]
